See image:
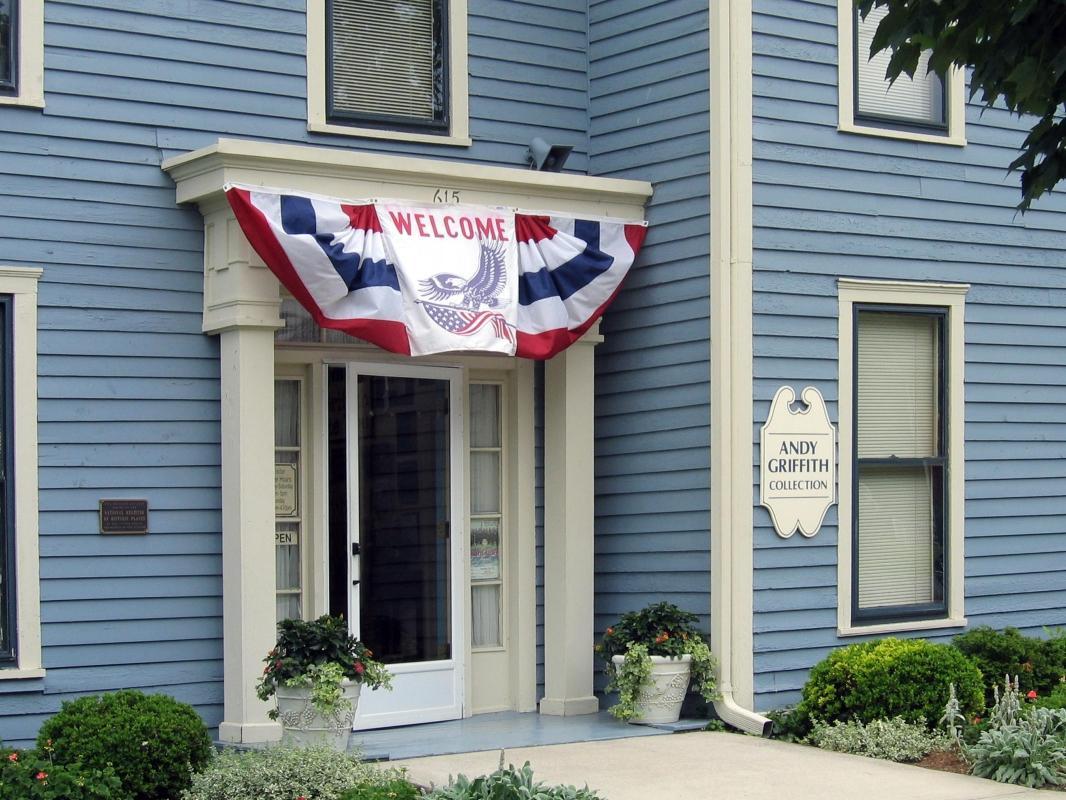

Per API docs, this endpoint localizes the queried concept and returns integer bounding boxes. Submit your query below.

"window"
[274,378,304,622]
[307,0,470,145]
[837,279,967,635]
[837,1,964,145]
[470,383,503,650]
[0,267,42,679]
[0,0,42,108]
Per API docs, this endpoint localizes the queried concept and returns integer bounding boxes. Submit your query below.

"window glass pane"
[277,594,302,623]
[856,5,944,126]
[276,524,302,591]
[0,300,8,657]
[276,297,320,343]
[275,380,300,448]
[857,312,939,459]
[857,465,938,609]
[471,451,500,514]
[471,519,500,581]
[472,584,500,648]
[0,0,13,90]
[330,0,444,123]
[470,384,500,448]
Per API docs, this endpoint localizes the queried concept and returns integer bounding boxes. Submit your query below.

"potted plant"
[597,601,719,724]
[256,615,392,750]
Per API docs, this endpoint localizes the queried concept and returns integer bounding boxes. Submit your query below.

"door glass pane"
[472,584,501,648]
[470,451,500,514]
[359,375,451,664]
[274,379,302,621]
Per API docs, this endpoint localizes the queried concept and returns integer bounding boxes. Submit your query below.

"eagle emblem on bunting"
[418,241,515,344]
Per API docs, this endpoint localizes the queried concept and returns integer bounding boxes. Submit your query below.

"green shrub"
[808,716,948,762]
[426,761,603,800]
[968,707,1066,788]
[0,748,123,800]
[181,746,409,800]
[339,779,422,800]
[37,690,211,800]
[1036,683,1066,711]
[799,637,983,728]
[766,705,812,742]
[952,626,1065,703]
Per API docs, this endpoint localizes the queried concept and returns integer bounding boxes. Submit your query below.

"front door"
[341,364,464,730]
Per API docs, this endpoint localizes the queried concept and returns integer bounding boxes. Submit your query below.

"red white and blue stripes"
[225,185,647,360]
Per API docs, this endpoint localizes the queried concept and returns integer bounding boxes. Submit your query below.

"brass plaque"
[99,499,149,535]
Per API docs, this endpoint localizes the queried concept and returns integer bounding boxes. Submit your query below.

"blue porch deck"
[349,711,706,761]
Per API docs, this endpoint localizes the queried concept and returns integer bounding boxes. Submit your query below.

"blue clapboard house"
[0,0,1064,746]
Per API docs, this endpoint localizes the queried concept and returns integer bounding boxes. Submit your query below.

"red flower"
[654,632,669,644]
[972,716,982,724]
[605,627,614,635]
[7,752,17,762]
[354,661,365,675]
[36,771,47,781]
[1027,690,1038,700]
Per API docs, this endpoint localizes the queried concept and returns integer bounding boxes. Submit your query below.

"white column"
[204,210,285,743]
[539,335,600,716]
[217,326,283,743]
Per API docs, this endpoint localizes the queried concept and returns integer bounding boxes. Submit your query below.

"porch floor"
[349,711,704,761]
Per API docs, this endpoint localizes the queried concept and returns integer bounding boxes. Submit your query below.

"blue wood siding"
[589,0,712,682]
[751,0,1066,710]
[0,0,591,745]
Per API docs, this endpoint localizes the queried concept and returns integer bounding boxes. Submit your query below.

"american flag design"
[225,185,647,359]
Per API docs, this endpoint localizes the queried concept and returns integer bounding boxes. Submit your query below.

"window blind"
[856,4,944,126]
[857,312,938,459]
[857,466,934,608]
[330,0,438,121]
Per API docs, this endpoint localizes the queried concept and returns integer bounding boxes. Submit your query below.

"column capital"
[202,208,283,335]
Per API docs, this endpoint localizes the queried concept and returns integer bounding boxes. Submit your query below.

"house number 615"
[432,188,460,204]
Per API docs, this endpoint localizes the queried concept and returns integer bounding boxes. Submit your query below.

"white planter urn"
[611,654,692,724]
[275,679,361,751]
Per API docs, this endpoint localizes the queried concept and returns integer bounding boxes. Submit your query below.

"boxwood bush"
[799,637,983,728]
[37,689,212,800]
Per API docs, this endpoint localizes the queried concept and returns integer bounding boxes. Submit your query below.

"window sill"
[0,94,45,109]
[838,121,966,147]
[839,616,967,637]
[308,121,472,148]
[0,666,45,681]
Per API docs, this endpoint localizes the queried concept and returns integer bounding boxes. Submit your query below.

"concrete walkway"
[395,732,1050,800]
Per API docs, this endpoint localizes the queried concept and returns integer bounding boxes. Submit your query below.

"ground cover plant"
[426,759,603,800]
[36,689,212,800]
[180,745,412,800]
[968,707,1066,788]
[808,716,948,762]
[799,637,983,729]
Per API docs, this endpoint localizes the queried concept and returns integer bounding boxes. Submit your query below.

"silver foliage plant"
[426,752,604,800]
[808,716,948,762]
[180,746,408,800]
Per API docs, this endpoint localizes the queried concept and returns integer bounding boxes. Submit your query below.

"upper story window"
[328,0,447,132]
[0,0,42,109]
[837,1,964,146]
[307,0,471,146]
[854,5,945,130]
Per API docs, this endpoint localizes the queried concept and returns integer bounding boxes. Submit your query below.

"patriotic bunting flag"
[225,185,647,360]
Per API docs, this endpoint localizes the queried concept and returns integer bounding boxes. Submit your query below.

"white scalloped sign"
[760,386,836,538]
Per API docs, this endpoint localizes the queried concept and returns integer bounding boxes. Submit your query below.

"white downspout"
[709,0,773,737]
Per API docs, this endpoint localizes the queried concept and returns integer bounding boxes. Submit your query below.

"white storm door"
[346,364,464,730]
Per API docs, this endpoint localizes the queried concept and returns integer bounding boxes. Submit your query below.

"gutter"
[708,0,773,738]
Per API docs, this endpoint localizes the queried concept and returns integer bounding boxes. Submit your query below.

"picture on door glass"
[470,519,500,581]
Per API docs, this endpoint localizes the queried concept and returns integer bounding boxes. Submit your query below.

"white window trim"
[837,1,965,146]
[306,0,471,146]
[0,266,43,679]
[0,0,44,109]
[837,278,968,637]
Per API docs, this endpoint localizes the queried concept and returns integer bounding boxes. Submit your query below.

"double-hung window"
[854,308,946,621]
[307,0,470,144]
[0,0,42,108]
[837,1,965,145]
[837,279,967,635]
